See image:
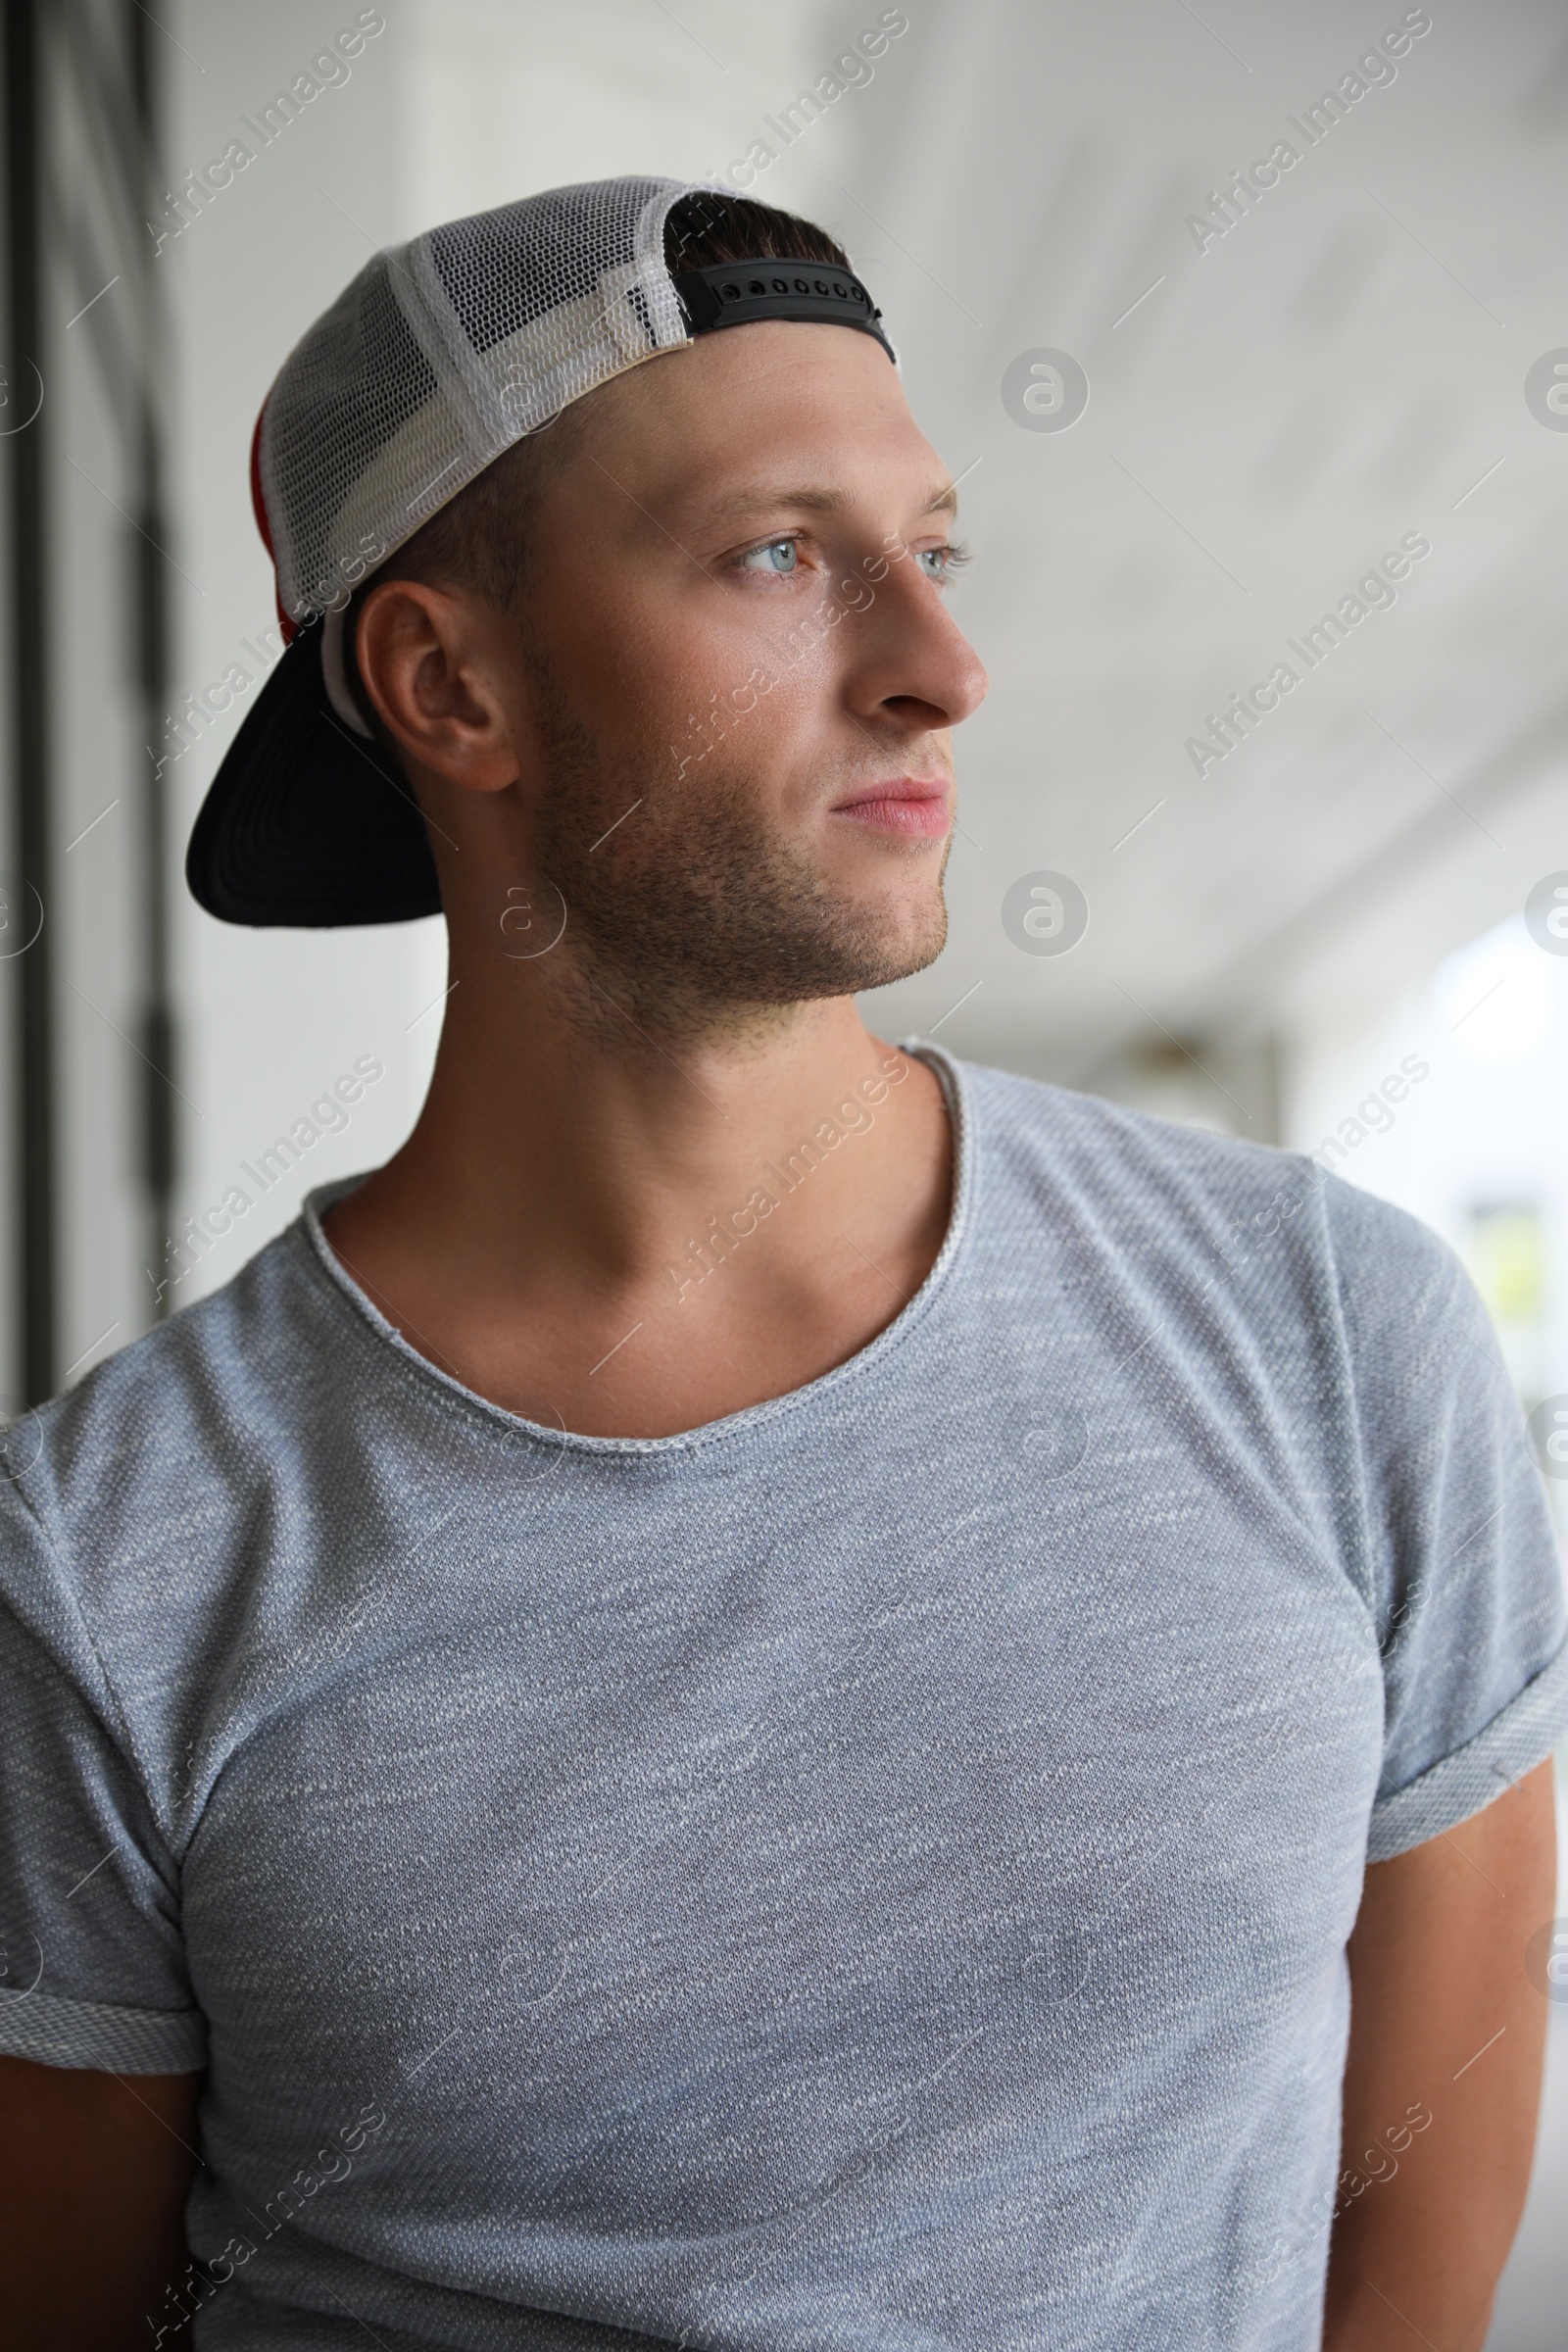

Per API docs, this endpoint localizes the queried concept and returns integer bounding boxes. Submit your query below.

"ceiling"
[814,0,1568,1085]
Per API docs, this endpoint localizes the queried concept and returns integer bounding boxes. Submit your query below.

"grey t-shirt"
[2,1044,1565,2352]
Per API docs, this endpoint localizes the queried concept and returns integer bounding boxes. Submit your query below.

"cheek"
[552,580,843,793]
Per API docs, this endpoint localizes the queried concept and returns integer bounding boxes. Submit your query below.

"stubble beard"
[524,652,950,1050]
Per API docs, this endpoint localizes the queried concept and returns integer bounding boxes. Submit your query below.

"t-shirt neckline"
[297,1037,975,1458]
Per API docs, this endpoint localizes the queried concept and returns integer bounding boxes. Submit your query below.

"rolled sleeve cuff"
[0,1984,207,2073]
[1368,1636,1568,1864]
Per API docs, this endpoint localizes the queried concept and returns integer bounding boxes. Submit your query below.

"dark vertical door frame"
[3,0,175,1401]
[4,0,53,1404]
[128,0,175,1310]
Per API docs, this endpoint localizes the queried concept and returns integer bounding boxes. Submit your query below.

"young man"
[0,176,1564,2352]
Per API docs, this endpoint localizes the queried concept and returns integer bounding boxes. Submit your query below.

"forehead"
[563,318,936,517]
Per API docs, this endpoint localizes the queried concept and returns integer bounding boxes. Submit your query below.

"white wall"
[159,2,446,1315]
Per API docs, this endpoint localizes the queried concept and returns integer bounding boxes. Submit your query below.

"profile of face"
[361,317,991,1044]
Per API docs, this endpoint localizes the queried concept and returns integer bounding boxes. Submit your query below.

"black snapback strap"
[671,256,895,363]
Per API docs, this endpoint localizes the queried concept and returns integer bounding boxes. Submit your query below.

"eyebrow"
[703,480,960,522]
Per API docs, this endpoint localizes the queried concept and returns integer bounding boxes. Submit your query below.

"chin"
[852,885,949,991]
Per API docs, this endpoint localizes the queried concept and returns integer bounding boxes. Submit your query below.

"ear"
[354,578,519,797]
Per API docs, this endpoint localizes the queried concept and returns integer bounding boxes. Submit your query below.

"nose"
[841,553,989,738]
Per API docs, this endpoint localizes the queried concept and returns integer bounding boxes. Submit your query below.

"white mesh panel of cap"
[260,175,727,624]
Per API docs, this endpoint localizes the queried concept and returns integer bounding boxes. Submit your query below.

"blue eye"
[739,537,800,574]
[918,542,971,581]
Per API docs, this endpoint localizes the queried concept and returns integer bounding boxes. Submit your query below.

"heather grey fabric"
[1,1043,1565,2351]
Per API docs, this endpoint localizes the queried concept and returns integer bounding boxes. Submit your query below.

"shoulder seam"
[0,1492,172,1849]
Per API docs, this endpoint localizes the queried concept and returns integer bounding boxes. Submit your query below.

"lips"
[830,776,952,841]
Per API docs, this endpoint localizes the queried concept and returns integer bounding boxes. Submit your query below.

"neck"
[406,961,915,1281]
[320,928,954,1436]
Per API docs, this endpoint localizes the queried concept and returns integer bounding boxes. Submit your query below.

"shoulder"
[943,1047,1453,1288]
[936,1048,1481,1419]
[21,1215,346,1489]
[0,1217,359,1659]
[952,1051,1289,1198]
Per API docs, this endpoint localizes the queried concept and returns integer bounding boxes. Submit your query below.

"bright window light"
[1433,915,1553,1061]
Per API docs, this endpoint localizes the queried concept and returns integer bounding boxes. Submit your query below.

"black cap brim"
[184,621,442,927]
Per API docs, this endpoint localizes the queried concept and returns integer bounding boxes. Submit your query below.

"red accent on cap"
[249,399,297,645]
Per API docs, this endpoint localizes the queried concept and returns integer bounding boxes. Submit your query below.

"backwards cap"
[186,174,895,928]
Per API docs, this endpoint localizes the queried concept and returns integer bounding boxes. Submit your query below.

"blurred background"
[1,0,1565,2336]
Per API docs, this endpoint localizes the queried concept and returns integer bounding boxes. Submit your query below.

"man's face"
[488,318,989,1036]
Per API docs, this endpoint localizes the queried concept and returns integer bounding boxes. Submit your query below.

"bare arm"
[1322,1758,1557,2351]
[0,2055,202,2350]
